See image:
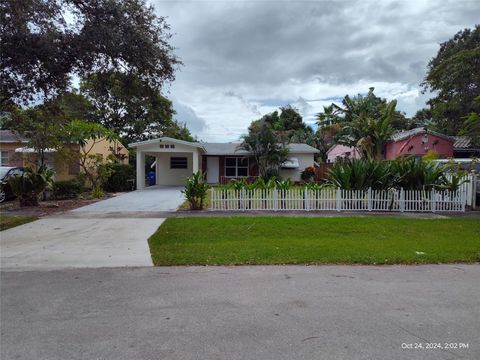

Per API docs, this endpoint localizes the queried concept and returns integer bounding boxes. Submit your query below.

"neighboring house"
[0,130,128,181]
[129,137,319,188]
[385,127,454,160]
[326,144,361,163]
[453,136,480,158]
[325,127,455,163]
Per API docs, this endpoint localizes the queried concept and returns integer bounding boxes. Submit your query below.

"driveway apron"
[1,186,184,270]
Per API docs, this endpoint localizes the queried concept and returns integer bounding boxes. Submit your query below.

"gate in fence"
[210,188,467,212]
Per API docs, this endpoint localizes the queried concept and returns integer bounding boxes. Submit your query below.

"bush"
[391,157,445,190]
[182,171,209,210]
[301,166,316,182]
[327,158,392,190]
[52,180,84,199]
[102,163,135,192]
[326,157,453,191]
[8,166,54,206]
[90,185,105,199]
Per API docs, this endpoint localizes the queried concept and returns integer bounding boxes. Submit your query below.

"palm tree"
[341,100,396,160]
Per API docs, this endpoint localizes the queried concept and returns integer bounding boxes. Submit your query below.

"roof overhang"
[281,157,300,169]
[15,147,57,153]
[129,137,206,151]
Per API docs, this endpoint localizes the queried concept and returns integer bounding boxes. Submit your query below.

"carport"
[129,137,205,189]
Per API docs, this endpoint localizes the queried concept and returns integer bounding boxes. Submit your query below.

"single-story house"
[453,136,480,158]
[0,130,128,181]
[129,137,319,188]
[385,127,454,160]
[326,144,361,163]
[326,128,455,163]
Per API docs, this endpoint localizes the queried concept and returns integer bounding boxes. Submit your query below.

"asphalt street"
[1,265,479,360]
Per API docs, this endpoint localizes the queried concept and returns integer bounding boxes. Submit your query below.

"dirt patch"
[0,193,123,217]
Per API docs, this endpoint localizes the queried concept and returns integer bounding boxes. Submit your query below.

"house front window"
[170,157,188,169]
[225,157,248,177]
[0,151,8,166]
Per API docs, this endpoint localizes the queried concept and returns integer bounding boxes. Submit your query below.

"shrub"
[182,171,210,210]
[326,156,454,191]
[102,163,135,192]
[90,185,105,199]
[275,178,293,191]
[327,158,392,190]
[8,166,54,206]
[301,166,316,182]
[391,157,445,190]
[224,177,276,191]
[52,180,84,199]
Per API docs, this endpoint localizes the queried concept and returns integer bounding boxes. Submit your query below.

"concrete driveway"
[0,218,162,270]
[1,265,479,360]
[1,187,183,270]
[72,186,184,213]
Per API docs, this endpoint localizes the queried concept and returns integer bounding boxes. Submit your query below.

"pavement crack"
[301,336,320,342]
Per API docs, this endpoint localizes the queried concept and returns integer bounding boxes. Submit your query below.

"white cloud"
[152,0,479,141]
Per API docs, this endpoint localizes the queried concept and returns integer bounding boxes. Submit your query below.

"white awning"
[15,147,57,153]
[281,157,299,169]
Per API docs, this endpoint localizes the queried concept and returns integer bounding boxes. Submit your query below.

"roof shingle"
[0,130,28,143]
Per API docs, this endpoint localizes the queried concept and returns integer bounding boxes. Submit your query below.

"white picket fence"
[210,187,467,212]
[452,172,476,207]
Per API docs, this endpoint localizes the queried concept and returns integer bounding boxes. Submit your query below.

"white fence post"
[210,187,214,210]
[241,188,245,211]
[400,188,405,212]
[305,187,309,211]
[273,188,278,211]
[431,189,436,213]
[367,187,372,211]
[336,189,342,212]
[471,172,477,209]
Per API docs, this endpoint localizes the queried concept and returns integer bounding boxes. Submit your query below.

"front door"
[206,157,219,184]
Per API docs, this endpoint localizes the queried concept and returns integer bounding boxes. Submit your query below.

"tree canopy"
[238,120,289,180]
[80,72,193,143]
[421,25,480,135]
[317,88,410,131]
[260,105,311,135]
[0,0,180,106]
[315,88,406,160]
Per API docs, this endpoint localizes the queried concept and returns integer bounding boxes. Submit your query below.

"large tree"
[341,100,397,160]
[4,102,71,168]
[261,105,310,135]
[0,0,180,106]
[421,25,480,135]
[80,71,193,143]
[461,96,480,148]
[316,88,410,131]
[316,88,403,160]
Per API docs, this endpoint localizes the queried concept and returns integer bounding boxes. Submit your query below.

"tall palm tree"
[340,100,396,160]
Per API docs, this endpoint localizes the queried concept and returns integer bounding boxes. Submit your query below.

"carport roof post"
[136,151,146,190]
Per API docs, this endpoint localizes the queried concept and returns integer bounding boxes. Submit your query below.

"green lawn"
[148,217,480,265]
[0,215,38,231]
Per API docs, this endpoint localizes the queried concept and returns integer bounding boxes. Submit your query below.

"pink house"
[326,144,362,163]
[385,128,454,160]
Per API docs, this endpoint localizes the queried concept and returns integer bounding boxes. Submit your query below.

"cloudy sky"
[151,0,479,142]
